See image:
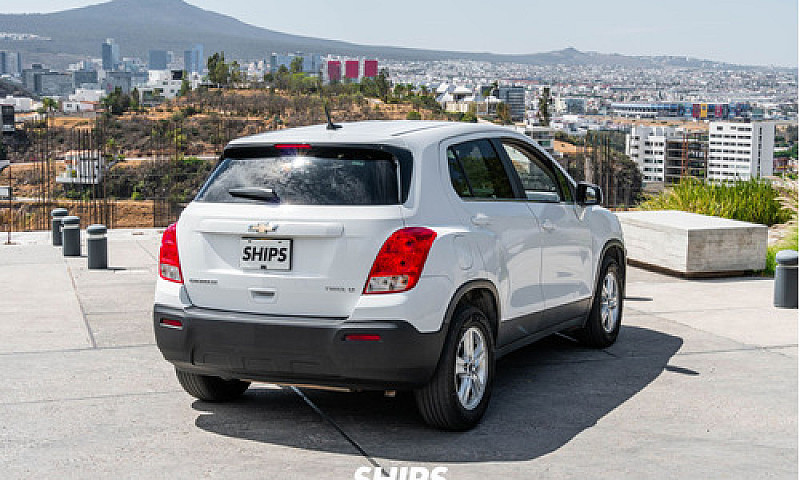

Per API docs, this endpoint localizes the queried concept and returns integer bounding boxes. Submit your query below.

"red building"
[345,60,359,80]
[363,60,378,78]
[327,61,341,82]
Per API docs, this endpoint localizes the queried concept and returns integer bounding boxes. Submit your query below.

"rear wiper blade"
[228,187,280,202]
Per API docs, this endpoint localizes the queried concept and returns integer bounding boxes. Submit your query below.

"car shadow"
[192,325,683,463]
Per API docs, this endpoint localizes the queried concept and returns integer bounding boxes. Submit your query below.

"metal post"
[51,208,68,246]
[61,215,81,257]
[774,250,798,309]
[87,224,107,269]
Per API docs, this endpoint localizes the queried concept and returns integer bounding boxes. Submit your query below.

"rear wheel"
[577,256,623,348]
[415,305,495,431]
[175,369,250,402]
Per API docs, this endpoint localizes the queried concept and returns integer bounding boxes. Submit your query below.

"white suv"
[154,121,625,430]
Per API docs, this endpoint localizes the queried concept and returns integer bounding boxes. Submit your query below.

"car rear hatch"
[177,143,411,318]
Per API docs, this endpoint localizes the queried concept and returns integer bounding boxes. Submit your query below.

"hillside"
[0,0,752,69]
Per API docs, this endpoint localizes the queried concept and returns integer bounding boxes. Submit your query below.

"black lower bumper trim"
[154,304,446,390]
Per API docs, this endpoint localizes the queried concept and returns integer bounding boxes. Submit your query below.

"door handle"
[542,220,556,232]
[471,214,491,226]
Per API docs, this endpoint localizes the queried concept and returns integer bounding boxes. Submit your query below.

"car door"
[443,137,547,345]
[498,139,593,325]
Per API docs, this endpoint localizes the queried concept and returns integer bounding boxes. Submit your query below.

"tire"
[577,255,623,348]
[414,305,495,431]
[175,369,250,402]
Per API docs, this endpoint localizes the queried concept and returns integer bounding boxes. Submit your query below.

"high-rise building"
[707,121,774,181]
[0,51,6,75]
[664,133,708,185]
[183,44,204,73]
[269,53,322,74]
[497,86,525,122]
[327,61,341,83]
[148,50,168,70]
[15,52,22,75]
[72,70,98,89]
[102,38,120,71]
[363,60,378,78]
[344,60,359,80]
[626,125,674,184]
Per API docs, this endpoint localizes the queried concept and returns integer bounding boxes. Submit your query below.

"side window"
[502,143,568,203]
[448,139,515,199]
[447,149,471,197]
[551,164,574,202]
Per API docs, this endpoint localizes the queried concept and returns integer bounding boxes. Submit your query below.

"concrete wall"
[617,210,768,276]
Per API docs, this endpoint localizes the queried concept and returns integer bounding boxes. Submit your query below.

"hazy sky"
[3,0,798,66]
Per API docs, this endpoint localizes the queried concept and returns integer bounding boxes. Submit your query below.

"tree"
[229,61,243,85]
[496,102,512,125]
[207,52,230,86]
[460,104,477,123]
[179,78,191,97]
[406,110,422,120]
[102,87,131,115]
[290,56,304,74]
[39,97,58,118]
[129,87,141,110]
[537,86,552,126]
[375,69,392,102]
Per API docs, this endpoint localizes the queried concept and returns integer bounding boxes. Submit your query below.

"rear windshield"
[196,145,411,206]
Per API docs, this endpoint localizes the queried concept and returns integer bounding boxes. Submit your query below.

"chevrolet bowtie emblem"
[248,222,279,234]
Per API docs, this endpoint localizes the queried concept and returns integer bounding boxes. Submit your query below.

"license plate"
[240,238,292,270]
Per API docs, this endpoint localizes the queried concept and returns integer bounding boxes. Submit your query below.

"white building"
[61,101,96,114]
[515,124,555,155]
[626,125,679,183]
[70,88,104,103]
[56,151,105,185]
[707,121,774,181]
[137,70,202,104]
[0,95,36,112]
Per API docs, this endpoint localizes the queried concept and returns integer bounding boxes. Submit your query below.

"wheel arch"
[441,279,500,342]
[596,239,626,298]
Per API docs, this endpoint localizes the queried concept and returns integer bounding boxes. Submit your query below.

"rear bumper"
[153,304,447,390]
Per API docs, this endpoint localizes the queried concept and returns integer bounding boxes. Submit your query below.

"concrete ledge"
[616,210,768,277]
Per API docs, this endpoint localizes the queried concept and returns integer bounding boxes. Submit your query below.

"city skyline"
[2,0,797,67]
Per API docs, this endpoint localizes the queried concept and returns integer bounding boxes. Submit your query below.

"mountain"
[0,0,752,70]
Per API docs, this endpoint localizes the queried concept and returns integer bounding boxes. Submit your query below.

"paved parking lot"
[0,230,796,479]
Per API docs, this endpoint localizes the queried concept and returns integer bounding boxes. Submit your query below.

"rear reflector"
[160,318,183,329]
[344,334,382,341]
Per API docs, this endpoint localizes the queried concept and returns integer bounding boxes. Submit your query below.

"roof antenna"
[319,80,342,130]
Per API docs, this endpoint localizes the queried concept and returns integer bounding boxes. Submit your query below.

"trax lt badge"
[248,222,279,234]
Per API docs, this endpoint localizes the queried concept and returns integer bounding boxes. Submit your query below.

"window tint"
[447,149,472,197]
[502,143,564,203]
[448,140,514,199]
[196,147,402,205]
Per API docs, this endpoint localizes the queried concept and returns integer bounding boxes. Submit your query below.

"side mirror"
[577,182,603,206]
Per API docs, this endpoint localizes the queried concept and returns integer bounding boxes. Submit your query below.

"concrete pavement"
[0,229,796,479]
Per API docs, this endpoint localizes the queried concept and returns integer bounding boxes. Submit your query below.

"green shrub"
[766,227,799,275]
[639,178,792,226]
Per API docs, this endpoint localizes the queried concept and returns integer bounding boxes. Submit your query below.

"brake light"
[364,227,437,294]
[275,144,311,150]
[159,223,183,283]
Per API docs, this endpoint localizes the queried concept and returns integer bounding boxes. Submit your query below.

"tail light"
[364,227,437,294]
[159,223,183,283]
